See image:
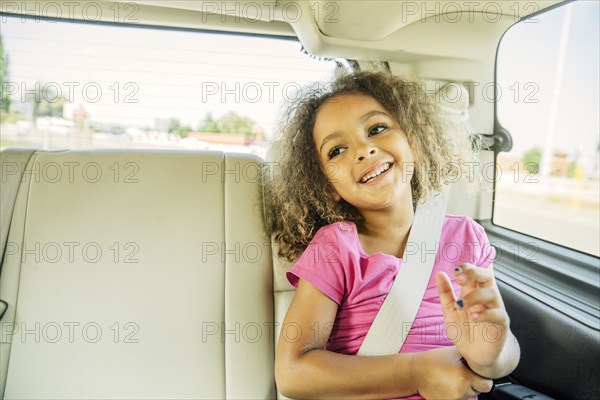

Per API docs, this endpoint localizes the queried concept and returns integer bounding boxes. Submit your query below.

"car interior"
[0,1,598,399]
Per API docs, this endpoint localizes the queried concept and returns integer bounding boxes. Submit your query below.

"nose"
[356,144,378,161]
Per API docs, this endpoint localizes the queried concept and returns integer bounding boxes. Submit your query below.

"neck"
[356,194,415,258]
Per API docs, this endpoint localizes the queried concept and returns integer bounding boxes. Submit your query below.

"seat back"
[0,149,275,399]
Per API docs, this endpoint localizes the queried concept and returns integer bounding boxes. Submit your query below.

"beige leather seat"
[0,149,276,399]
[0,83,473,399]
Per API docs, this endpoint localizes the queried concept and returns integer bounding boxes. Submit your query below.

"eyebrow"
[318,110,391,154]
[360,110,390,123]
[319,132,342,154]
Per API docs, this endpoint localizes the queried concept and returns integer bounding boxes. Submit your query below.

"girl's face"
[313,93,415,214]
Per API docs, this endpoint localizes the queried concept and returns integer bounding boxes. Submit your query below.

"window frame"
[487,0,599,329]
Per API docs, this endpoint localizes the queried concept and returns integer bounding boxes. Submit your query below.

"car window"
[495,0,599,257]
[0,15,337,159]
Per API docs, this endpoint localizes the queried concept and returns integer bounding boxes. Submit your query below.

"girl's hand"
[413,346,492,399]
[436,263,515,376]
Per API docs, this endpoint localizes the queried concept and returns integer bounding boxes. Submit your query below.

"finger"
[467,308,509,326]
[465,303,486,317]
[436,272,458,314]
[453,263,495,288]
[470,376,493,394]
[458,287,502,310]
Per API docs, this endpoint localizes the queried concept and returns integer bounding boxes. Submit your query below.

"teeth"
[361,163,390,183]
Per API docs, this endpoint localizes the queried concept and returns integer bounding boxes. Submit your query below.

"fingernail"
[456,299,464,308]
[471,313,480,320]
[453,267,462,274]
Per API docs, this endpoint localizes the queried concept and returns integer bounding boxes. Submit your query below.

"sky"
[496,0,599,168]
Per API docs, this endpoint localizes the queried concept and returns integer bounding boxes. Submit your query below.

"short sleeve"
[440,215,497,270]
[469,218,496,268]
[286,225,347,305]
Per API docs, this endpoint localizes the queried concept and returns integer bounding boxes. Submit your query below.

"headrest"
[437,83,470,122]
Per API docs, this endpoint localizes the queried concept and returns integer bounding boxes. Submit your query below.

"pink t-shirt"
[286,214,496,399]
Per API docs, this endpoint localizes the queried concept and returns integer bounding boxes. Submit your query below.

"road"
[493,189,599,256]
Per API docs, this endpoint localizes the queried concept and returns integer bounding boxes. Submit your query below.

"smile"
[359,162,392,184]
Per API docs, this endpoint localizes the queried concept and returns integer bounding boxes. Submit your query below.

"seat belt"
[358,187,449,356]
[0,148,37,320]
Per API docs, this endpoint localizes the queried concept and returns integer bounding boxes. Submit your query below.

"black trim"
[300,45,334,62]
[490,383,556,400]
[0,300,7,320]
[514,0,576,24]
[334,59,360,73]
[481,220,600,330]
[348,60,361,72]
[479,128,512,153]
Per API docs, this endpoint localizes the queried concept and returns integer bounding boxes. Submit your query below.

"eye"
[368,124,388,136]
[327,146,346,159]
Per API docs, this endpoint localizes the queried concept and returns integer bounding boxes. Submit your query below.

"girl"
[267,71,520,399]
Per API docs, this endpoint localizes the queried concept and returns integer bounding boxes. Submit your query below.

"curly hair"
[265,70,475,262]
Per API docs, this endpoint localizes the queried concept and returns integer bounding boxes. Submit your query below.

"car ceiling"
[110,0,562,62]
[4,0,564,62]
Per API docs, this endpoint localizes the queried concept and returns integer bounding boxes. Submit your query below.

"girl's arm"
[275,278,493,399]
[436,263,521,379]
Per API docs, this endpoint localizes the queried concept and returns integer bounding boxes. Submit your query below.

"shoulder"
[305,221,360,255]
[312,221,357,241]
[442,214,487,238]
[443,213,476,226]
[286,221,360,303]
[441,214,495,267]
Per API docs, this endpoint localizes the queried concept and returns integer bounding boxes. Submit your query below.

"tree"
[0,34,10,114]
[217,111,254,136]
[31,84,65,118]
[168,118,191,138]
[198,113,219,133]
[522,147,541,174]
[567,161,577,178]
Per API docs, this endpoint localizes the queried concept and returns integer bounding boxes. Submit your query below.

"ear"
[332,192,341,202]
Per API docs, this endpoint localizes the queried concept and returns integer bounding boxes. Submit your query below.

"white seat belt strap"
[358,187,449,356]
